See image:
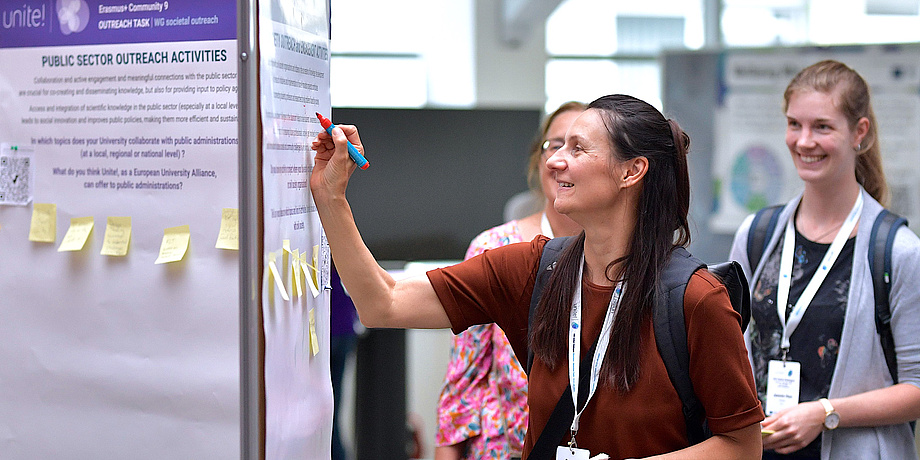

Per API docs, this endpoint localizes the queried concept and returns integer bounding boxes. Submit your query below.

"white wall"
[474,0,548,108]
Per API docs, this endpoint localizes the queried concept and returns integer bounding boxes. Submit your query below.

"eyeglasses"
[541,139,564,156]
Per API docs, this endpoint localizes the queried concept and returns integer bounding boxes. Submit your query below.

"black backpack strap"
[868,209,908,385]
[527,236,573,375]
[708,260,751,332]
[529,337,598,459]
[746,205,784,271]
[654,247,709,445]
[526,235,591,458]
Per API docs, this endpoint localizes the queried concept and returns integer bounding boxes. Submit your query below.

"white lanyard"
[541,212,554,238]
[567,256,623,447]
[776,193,863,354]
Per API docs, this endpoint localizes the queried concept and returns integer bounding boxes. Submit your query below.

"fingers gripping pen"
[316,112,370,170]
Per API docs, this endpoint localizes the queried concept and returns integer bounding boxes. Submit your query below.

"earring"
[855,143,862,152]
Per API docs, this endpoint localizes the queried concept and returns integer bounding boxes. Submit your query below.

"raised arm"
[310,123,451,329]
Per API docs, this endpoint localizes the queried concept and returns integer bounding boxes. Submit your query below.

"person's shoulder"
[686,269,727,302]
[469,232,548,264]
[465,220,526,258]
[893,224,920,249]
[683,268,733,316]
[891,224,920,270]
[474,220,521,242]
[688,268,722,289]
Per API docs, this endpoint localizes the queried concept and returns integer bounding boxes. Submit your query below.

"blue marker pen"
[316,112,369,170]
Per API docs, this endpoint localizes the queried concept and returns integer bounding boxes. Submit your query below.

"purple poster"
[1,0,236,48]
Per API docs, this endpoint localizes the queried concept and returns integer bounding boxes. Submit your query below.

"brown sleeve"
[684,270,765,433]
[426,236,546,358]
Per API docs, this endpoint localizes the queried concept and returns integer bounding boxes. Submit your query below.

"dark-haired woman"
[434,101,584,460]
[311,95,764,459]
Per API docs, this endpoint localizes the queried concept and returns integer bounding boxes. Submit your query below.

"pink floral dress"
[435,220,529,459]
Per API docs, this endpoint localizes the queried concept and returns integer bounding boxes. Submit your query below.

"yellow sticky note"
[58,216,94,252]
[28,203,56,243]
[154,224,190,264]
[215,208,238,250]
[299,252,308,291]
[301,257,320,298]
[311,245,320,296]
[100,216,131,256]
[268,255,290,301]
[309,308,319,356]
[291,249,303,298]
[264,263,274,306]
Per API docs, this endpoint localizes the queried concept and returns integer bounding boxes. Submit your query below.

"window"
[329,0,474,107]
[544,0,703,112]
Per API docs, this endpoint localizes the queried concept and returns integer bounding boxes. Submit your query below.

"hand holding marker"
[316,112,369,170]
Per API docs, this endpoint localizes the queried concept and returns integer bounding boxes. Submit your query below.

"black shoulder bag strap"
[747,204,784,271]
[527,236,573,374]
[654,247,709,445]
[528,338,598,459]
[868,209,908,385]
[526,236,592,459]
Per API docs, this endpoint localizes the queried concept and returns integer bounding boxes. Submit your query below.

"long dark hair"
[529,94,691,392]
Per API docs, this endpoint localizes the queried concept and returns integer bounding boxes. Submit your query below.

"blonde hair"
[784,60,889,205]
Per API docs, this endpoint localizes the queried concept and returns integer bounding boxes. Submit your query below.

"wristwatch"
[819,398,840,430]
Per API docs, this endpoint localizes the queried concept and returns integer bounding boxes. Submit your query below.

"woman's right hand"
[760,401,824,454]
[310,123,364,206]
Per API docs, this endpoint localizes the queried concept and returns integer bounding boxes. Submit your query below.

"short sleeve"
[684,270,765,433]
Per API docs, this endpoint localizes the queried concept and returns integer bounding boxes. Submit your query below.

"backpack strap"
[868,209,908,385]
[525,236,599,457]
[654,248,751,445]
[529,336,598,458]
[747,205,784,271]
[526,236,573,375]
[708,260,751,332]
[529,240,752,448]
[654,247,709,445]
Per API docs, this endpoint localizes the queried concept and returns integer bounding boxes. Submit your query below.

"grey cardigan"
[730,188,920,459]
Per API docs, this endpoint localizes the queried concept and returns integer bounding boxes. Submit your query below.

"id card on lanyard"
[556,445,591,460]
[765,193,862,415]
[564,256,623,457]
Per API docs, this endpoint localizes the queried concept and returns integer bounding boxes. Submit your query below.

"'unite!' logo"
[1,3,47,29]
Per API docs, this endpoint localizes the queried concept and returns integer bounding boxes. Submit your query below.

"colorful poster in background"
[257,1,333,459]
[710,49,920,233]
[0,1,240,458]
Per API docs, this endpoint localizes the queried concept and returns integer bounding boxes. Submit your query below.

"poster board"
[0,1,241,458]
[662,44,920,261]
[256,1,333,458]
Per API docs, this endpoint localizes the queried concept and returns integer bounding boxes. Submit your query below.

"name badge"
[766,359,801,415]
[556,446,590,460]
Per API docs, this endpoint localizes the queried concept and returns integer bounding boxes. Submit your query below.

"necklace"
[812,222,844,242]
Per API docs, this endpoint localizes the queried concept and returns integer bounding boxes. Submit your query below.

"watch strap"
[819,398,834,416]
[819,398,839,430]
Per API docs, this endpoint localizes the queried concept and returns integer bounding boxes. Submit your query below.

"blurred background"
[325,2,920,459]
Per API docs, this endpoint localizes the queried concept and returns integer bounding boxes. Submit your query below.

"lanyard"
[567,256,623,447]
[776,193,863,354]
[541,212,554,238]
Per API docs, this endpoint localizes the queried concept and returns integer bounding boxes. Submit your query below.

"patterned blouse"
[435,220,530,459]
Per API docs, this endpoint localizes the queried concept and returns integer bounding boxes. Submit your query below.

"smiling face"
[545,109,625,221]
[785,89,867,190]
[539,109,582,205]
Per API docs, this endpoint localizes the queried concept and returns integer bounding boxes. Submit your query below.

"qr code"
[0,155,32,205]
